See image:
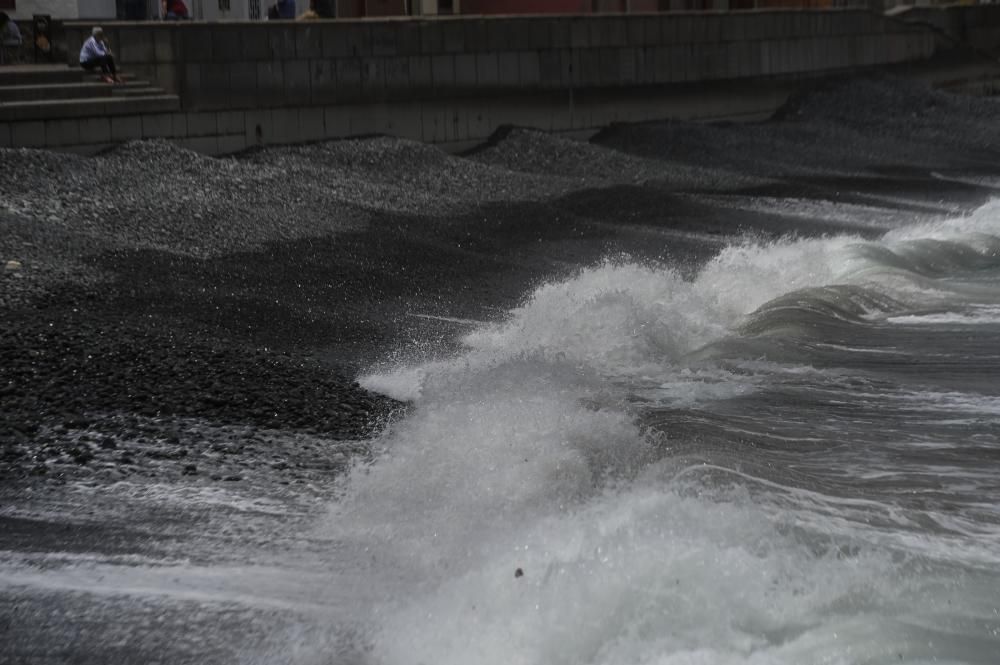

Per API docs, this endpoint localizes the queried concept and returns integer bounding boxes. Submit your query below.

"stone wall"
[65,10,934,112]
[12,0,78,21]
[899,4,1000,55]
[16,10,940,154]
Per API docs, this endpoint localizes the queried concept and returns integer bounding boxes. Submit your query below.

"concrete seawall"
[0,10,966,154]
[897,4,1000,56]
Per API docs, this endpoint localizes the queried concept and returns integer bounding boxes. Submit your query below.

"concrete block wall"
[12,0,77,21]
[64,10,936,113]
[18,10,942,154]
[900,5,1000,55]
[0,83,801,154]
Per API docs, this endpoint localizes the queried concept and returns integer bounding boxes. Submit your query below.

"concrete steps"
[0,65,85,86]
[0,64,179,122]
[0,95,181,122]
[0,81,165,102]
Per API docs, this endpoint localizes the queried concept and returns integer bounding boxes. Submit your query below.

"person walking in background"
[161,0,190,20]
[79,27,120,84]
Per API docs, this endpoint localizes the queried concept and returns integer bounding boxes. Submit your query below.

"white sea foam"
[883,198,1000,246]
[648,366,762,406]
[699,194,928,230]
[0,560,340,613]
[887,305,1000,326]
[370,483,903,665]
[896,390,1000,416]
[363,202,999,397]
[342,200,1000,664]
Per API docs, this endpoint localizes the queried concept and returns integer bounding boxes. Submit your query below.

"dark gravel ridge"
[466,125,768,191]
[593,77,1000,177]
[0,306,400,485]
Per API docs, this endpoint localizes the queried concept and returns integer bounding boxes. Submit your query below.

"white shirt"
[79,36,108,63]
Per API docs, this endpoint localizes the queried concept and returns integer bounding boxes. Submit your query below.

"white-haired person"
[79,27,120,83]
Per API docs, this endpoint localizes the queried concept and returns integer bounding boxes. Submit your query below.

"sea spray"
[344,201,1000,664]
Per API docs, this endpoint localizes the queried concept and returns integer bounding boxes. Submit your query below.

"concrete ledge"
[0,95,181,122]
[0,65,85,87]
[0,81,155,103]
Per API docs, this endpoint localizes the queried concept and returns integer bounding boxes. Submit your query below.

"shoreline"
[2,74,1000,662]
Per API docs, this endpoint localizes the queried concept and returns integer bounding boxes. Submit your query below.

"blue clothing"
[79,36,107,64]
[2,19,21,46]
[277,0,295,18]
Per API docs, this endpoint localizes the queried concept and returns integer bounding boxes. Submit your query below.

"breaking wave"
[340,200,1000,664]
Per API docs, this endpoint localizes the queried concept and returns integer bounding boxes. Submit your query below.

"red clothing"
[165,0,189,16]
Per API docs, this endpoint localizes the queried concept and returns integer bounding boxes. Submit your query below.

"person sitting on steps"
[79,27,120,84]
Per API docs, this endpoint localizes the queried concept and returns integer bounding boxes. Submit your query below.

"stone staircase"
[0,64,179,123]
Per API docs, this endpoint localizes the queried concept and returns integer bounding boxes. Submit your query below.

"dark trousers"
[81,55,116,76]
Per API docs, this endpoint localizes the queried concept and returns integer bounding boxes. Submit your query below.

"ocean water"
[346,200,1000,665]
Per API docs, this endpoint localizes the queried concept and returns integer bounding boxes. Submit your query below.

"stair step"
[0,65,85,86]
[0,94,181,122]
[0,81,156,102]
[112,87,166,97]
[0,67,84,86]
[84,72,140,84]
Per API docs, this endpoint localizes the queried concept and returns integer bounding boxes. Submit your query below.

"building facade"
[3,0,842,26]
